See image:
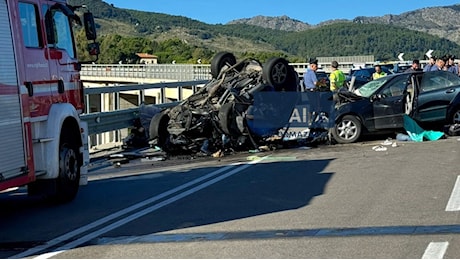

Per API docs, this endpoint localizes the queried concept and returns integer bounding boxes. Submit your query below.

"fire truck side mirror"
[83,12,97,41]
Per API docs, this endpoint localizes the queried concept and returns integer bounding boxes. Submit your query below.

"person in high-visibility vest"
[372,64,387,80]
[329,60,346,92]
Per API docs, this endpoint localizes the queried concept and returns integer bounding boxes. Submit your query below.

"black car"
[148,52,300,154]
[332,70,460,143]
[346,66,393,89]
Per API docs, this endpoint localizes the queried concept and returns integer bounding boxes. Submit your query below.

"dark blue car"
[346,66,393,89]
[332,70,460,143]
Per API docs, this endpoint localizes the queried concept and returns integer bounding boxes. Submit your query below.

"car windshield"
[354,76,390,97]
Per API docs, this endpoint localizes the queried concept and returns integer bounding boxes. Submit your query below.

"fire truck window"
[52,11,75,58]
[19,3,41,48]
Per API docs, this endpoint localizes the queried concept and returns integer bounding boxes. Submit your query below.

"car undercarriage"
[147,52,330,155]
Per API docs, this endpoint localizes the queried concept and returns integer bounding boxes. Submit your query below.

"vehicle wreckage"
[145,52,334,155]
[124,58,460,156]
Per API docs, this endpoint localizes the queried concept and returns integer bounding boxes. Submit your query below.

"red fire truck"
[0,0,99,202]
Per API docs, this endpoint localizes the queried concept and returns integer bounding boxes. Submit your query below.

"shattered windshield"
[354,77,389,97]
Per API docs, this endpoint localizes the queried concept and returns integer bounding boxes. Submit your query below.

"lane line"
[50,160,261,253]
[422,242,449,259]
[11,162,247,259]
[445,175,460,211]
[95,225,460,245]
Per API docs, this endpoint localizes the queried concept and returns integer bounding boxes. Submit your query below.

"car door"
[413,71,460,123]
[372,74,410,129]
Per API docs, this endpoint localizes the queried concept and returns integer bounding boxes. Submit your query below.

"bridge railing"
[81,80,208,151]
[81,64,212,81]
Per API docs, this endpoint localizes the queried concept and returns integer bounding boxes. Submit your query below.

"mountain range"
[229,5,460,45]
[69,0,460,63]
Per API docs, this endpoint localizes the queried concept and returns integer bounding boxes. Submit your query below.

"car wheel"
[262,57,291,90]
[149,112,170,147]
[282,66,300,92]
[452,107,460,124]
[332,115,362,144]
[210,52,236,79]
[219,102,242,136]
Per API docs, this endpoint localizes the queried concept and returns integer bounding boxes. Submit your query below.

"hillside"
[229,5,460,46]
[69,0,460,64]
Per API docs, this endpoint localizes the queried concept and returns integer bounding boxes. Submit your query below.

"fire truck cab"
[0,0,99,202]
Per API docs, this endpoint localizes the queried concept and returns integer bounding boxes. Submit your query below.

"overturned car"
[148,52,308,155]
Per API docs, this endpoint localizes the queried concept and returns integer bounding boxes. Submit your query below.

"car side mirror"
[370,93,386,102]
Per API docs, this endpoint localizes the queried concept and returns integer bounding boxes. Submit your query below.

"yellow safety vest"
[372,71,387,80]
[329,69,346,91]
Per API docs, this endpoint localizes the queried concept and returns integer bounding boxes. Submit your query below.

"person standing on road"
[303,58,326,91]
[433,57,446,71]
[423,56,436,71]
[329,60,346,92]
[446,55,459,75]
[372,64,387,80]
[404,59,422,72]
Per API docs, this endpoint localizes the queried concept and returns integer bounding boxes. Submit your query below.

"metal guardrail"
[81,107,140,135]
[82,80,207,135]
[81,80,207,149]
[81,102,181,135]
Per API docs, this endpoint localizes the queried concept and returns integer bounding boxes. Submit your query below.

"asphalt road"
[1,136,459,258]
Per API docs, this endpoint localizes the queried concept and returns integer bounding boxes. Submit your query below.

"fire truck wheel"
[55,143,80,202]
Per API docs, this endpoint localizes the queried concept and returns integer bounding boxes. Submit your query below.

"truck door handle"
[446,89,455,93]
[25,81,33,96]
[58,79,65,94]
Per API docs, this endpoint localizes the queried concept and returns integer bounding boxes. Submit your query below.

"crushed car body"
[146,52,335,155]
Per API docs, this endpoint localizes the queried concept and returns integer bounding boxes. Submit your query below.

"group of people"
[421,55,460,75]
[302,54,460,93]
[303,58,346,92]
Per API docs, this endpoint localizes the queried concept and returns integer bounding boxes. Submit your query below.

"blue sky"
[103,0,459,25]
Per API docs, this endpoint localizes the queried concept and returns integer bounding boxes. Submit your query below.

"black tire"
[282,66,300,92]
[219,102,242,136]
[54,143,80,202]
[149,112,170,147]
[262,57,291,90]
[210,52,236,79]
[332,115,362,144]
[27,128,81,203]
[451,106,460,124]
[219,102,234,135]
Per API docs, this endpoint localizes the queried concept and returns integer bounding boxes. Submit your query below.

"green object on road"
[403,115,445,142]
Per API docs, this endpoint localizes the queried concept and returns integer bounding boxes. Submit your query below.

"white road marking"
[51,160,260,252]
[445,176,460,211]
[10,158,264,259]
[32,250,65,260]
[422,242,449,259]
